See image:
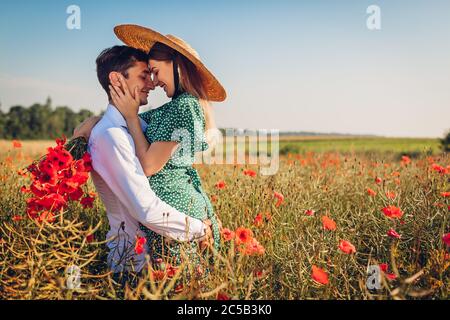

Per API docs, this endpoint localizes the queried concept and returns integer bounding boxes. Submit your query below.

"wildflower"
[134,236,147,255]
[443,233,450,247]
[441,192,450,198]
[152,270,165,281]
[80,195,95,209]
[338,240,356,254]
[254,269,264,279]
[221,228,235,242]
[86,234,95,243]
[12,215,24,221]
[366,188,377,197]
[375,177,383,184]
[215,180,226,190]
[273,191,284,207]
[322,216,336,231]
[174,284,184,293]
[243,169,257,177]
[166,264,178,278]
[12,140,22,148]
[37,211,55,223]
[235,227,253,246]
[387,229,401,239]
[401,156,411,165]
[385,191,396,199]
[431,163,448,175]
[240,238,265,256]
[311,265,329,285]
[253,213,264,227]
[381,205,404,219]
[379,263,397,280]
[217,292,231,300]
[305,209,315,216]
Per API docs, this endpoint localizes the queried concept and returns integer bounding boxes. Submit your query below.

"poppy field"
[0,138,449,300]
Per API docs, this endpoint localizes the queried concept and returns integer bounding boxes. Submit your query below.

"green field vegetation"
[0,138,449,300]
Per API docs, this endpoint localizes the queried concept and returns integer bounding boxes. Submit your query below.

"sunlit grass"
[0,138,448,300]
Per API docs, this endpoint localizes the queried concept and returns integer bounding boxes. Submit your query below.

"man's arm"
[90,127,207,241]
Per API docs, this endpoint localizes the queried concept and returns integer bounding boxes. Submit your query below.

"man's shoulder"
[89,118,131,148]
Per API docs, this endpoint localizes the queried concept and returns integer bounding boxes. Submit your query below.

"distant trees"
[441,130,450,152]
[0,98,98,140]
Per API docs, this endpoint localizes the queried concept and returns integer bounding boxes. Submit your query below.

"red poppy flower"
[311,265,329,285]
[134,236,147,255]
[387,229,401,239]
[322,216,336,231]
[243,169,257,177]
[235,227,253,245]
[12,140,22,148]
[86,234,95,243]
[253,213,264,227]
[385,191,396,199]
[166,264,178,278]
[305,209,315,216]
[240,238,265,256]
[217,292,231,300]
[152,270,165,281]
[80,195,95,209]
[443,233,450,247]
[273,191,284,207]
[37,211,55,223]
[441,192,450,198]
[221,228,235,242]
[366,188,377,197]
[385,273,398,280]
[381,205,404,219]
[338,240,356,254]
[69,187,84,201]
[254,269,264,279]
[215,180,226,189]
[431,163,449,175]
[401,156,411,165]
[81,153,93,172]
[379,263,397,280]
[12,215,24,221]
[375,177,383,184]
[379,263,388,273]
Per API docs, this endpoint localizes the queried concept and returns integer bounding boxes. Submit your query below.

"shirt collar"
[104,103,127,129]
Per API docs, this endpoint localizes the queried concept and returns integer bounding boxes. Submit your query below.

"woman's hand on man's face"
[109,74,141,121]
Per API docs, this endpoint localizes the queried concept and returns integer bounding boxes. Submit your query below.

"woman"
[108,25,226,269]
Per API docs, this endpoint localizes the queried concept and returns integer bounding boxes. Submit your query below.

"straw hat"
[114,24,226,102]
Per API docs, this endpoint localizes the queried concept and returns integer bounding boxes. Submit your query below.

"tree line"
[0,98,100,140]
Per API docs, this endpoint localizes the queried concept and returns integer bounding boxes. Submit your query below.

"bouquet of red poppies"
[21,136,94,223]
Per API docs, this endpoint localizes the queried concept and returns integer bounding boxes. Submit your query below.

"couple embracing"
[74,24,226,282]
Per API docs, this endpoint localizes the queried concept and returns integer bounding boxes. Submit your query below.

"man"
[74,46,212,275]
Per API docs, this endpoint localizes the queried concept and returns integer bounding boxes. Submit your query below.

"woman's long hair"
[148,42,217,145]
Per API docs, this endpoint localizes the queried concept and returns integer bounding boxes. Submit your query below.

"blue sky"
[1,0,449,137]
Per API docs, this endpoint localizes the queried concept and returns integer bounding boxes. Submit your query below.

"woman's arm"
[109,77,178,176]
[127,116,178,176]
[72,116,102,140]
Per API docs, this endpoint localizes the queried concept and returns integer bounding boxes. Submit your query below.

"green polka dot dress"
[138,92,220,269]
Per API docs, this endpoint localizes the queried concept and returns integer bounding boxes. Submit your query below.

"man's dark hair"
[96,45,148,99]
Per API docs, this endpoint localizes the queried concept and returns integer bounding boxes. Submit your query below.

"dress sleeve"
[151,97,203,145]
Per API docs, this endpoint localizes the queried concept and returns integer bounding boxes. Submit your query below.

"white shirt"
[88,104,206,273]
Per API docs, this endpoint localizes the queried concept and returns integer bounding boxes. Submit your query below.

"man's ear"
[109,72,121,87]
